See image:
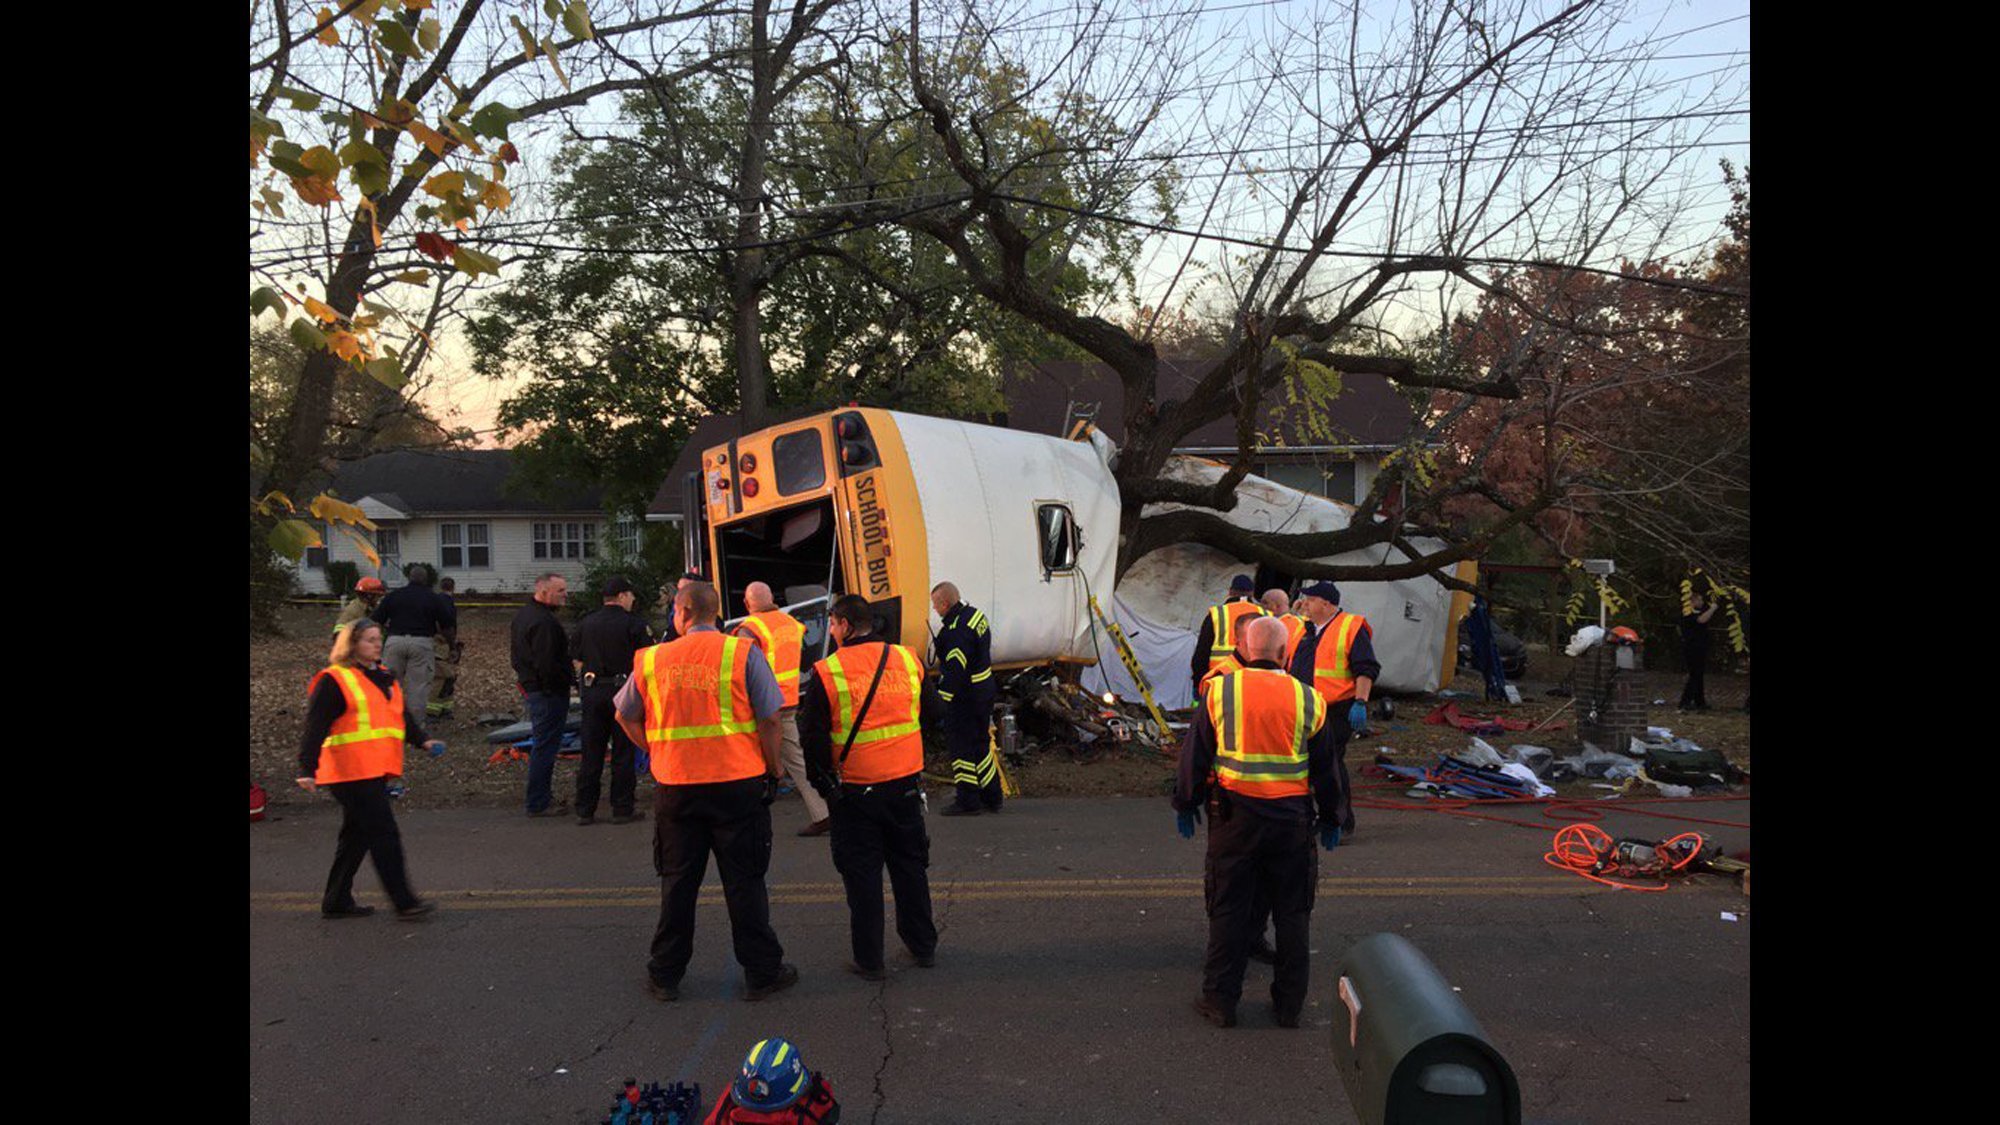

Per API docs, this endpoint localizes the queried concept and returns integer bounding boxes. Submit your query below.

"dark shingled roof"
[643,359,1420,517]
[328,448,604,515]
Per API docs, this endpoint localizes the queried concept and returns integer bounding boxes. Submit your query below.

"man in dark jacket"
[930,581,1001,816]
[569,575,654,825]
[372,564,457,719]
[511,571,573,817]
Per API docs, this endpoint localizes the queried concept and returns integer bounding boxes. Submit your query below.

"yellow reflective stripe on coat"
[646,635,758,741]
[323,666,404,746]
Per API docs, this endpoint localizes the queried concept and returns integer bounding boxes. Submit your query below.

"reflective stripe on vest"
[1197,655,1243,700]
[815,641,925,785]
[1206,668,1321,799]
[314,664,406,784]
[1311,612,1368,702]
[640,633,766,785]
[1207,601,1270,669]
[737,609,804,707]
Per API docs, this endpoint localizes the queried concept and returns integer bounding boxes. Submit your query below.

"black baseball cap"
[602,576,635,597]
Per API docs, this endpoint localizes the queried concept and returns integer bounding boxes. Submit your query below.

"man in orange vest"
[615,581,799,1004]
[735,581,830,837]
[1172,616,1342,1029]
[1285,582,1379,837]
[1188,574,1268,694]
[799,595,940,981]
[1261,587,1307,655]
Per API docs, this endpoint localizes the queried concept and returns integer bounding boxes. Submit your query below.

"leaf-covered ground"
[250,605,1751,811]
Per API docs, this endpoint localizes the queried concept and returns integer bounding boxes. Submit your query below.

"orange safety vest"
[1278,613,1307,654]
[1197,655,1244,699]
[1204,667,1323,799]
[1286,611,1370,704]
[636,632,768,785]
[309,664,407,784]
[735,609,805,707]
[1206,600,1270,670]
[812,641,924,785]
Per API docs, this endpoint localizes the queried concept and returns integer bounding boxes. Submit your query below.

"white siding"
[296,513,607,594]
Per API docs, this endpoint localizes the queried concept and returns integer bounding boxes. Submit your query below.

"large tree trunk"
[731,0,777,432]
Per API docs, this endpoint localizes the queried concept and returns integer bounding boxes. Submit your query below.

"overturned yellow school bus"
[681,407,1465,697]
[682,407,1122,667]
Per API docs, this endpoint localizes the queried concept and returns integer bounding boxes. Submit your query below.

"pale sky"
[393,0,1747,444]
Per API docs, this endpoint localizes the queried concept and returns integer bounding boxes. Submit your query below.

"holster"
[1209,788,1235,822]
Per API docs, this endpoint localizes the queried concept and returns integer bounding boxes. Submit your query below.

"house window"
[439,522,491,569]
[533,521,597,560]
[1036,503,1079,574]
[612,514,640,556]
[375,527,401,568]
[303,521,328,569]
[1326,462,1358,503]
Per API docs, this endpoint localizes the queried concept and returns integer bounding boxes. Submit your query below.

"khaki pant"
[383,634,435,719]
[778,708,829,824]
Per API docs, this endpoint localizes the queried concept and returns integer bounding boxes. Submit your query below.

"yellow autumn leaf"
[251,132,267,169]
[263,490,297,513]
[422,170,466,198]
[292,175,344,207]
[402,0,432,9]
[408,120,453,156]
[303,297,340,323]
[357,196,383,248]
[480,181,512,211]
[315,7,340,44]
[311,494,373,527]
[326,330,367,362]
[339,525,382,568]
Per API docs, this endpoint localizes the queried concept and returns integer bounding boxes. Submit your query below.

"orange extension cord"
[1351,774,1748,892]
[1541,823,1707,892]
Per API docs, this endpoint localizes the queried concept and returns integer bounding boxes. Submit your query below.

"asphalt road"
[249,791,1750,1124]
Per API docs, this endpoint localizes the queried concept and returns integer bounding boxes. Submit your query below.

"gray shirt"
[613,624,783,722]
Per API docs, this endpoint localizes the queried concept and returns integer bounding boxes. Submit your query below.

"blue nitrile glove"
[1347,701,1368,730]
[1176,807,1201,839]
[1320,824,1342,850]
[426,739,447,758]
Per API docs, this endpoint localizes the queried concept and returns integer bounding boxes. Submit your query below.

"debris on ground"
[1000,668,1171,756]
[1423,701,1566,735]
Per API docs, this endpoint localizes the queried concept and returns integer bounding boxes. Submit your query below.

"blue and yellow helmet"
[733,1037,808,1112]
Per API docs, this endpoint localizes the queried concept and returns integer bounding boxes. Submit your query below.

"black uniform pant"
[944,691,1002,811]
[828,774,938,970]
[1330,709,1356,834]
[1202,800,1317,1019]
[648,778,787,988]
[1680,641,1709,708]
[322,777,420,913]
[576,679,638,817]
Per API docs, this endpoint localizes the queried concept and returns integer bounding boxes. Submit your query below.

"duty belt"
[581,671,631,688]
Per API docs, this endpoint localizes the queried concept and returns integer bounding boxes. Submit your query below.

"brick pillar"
[1577,643,1647,754]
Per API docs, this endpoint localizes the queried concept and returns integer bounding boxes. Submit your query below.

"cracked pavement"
[251,795,1749,1123]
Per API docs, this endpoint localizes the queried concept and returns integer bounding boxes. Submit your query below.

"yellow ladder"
[1088,595,1174,738]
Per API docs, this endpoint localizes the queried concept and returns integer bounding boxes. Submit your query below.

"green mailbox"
[1330,933,1520,1125]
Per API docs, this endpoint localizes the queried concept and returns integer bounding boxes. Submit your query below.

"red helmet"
[355,577,387,594]
[1609,626,1640,644]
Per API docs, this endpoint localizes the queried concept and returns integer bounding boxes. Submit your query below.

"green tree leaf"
[289,318,330,352]
[268,518,323,560]
[276,85,322,111]
[365,355,407,389]
[250,287,289,320]
[452,244,502,277]
[468,102,521,139]
[562,0,594,39]
[376,17,422,57]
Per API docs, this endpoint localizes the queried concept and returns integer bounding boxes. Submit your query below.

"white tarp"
[1081,454,1460,708]
[894,412,1121,666]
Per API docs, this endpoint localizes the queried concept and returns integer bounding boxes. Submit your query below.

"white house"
[295,448,638,595]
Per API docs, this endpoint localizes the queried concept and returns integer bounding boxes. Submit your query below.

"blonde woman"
[298,619,443,920]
